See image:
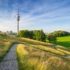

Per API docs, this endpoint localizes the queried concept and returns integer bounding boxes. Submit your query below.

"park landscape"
[0,30,70,70]
[0,0,70,70]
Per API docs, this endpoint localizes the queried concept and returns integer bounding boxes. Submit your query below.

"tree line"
[19,30,46,42]
[19,30,70,42]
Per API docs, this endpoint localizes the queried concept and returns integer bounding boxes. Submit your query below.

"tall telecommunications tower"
[17,9,20,35]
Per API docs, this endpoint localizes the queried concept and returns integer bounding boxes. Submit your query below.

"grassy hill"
[17,37,70,56]
[16,37,70,70]
[17,44,70,70]
[0,34,16,62]
[57,36,70,48]
[0,34,70,70]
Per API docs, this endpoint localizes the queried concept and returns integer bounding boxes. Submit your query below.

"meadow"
[0,33,70,70]
[16,36,70,70]
[57,36,70,48]
[17,44,70,70]
[0,34,16,62]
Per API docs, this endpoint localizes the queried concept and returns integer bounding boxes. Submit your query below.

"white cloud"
[0,0,70,32]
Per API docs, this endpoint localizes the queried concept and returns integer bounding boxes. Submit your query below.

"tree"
[33,30,46,42]
[48,31,70,37]
[19,30,33,39]
[19,30,46,42]
[19,30,29,38]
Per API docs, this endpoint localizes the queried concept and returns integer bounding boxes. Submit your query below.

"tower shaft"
[17,9,20,35]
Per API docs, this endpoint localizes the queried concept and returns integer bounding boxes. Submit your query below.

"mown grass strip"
[57,36,70,48]
[18,37,54,46]
[30,45,66,56]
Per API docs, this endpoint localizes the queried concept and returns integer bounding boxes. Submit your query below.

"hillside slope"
[18,37,70,54]
[17,44,70,70]
[57,36,70,48]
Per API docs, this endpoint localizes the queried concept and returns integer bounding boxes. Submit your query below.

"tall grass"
[30,45,70,56]
[18,37,53,46]
[0,39,15,62]
[46,57,70,70]
[17,44,70,70]
[17,44,47,70]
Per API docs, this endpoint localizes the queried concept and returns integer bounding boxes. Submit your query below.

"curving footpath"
[0,44,18,70]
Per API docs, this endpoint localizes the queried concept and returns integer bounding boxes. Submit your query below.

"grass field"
[0,34,70,70]
[16,37,70,70]
[17,44,70,70]
[0,40,11,62]
[57,36,70,48]
[0,34,16,62]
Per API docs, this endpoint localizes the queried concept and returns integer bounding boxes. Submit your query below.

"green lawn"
[57,36,70,48]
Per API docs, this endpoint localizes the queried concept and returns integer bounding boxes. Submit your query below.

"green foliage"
[0,33,8,40]
[46,30,70,44]
[47,34,57,43]
[19,30,33,39]
[19,30,46,42]
[49,31,70,37]
[33,30,46,42]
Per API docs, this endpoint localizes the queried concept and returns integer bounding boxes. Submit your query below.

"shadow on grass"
[56,41,70,48]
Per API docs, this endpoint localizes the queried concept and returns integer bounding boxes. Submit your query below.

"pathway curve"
[0,44,18,70]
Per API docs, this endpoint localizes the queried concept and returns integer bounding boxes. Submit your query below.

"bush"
[47,34,57,43]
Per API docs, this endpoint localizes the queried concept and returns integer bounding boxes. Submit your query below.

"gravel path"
[0,44,18,70]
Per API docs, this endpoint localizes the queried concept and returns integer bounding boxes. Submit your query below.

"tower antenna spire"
[17,8,20,35]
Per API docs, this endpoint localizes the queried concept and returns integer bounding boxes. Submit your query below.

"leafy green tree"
[33,30,46,42]
[49,31,70,37]
[19,30,30,38]
[19,30,46,42]
[28,31,34,39]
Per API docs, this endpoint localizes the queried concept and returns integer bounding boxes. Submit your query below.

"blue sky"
[0,0,70,33]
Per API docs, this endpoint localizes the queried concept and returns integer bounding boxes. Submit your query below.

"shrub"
[47,34,57,43]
